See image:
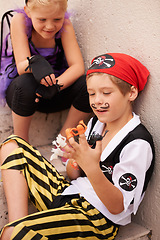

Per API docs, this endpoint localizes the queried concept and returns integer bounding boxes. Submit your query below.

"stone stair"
[116,223,151,240]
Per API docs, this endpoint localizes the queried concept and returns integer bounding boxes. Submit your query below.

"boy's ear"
[24,6,31,18]
[129,86,138,102]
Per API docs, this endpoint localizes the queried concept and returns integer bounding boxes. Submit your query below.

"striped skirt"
[0,135,119,240]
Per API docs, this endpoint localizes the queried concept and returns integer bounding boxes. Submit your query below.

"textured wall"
[0,0,24,17]
[0,0,160,239]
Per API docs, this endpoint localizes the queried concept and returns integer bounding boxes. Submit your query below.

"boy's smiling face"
[87,74,135,125]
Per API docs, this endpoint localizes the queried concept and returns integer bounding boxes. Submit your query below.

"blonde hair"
[26,0,68,11]
[87,72,132,96]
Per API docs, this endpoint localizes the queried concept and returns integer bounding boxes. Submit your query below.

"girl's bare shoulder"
[63,18,74,31]
[11,12,25,25]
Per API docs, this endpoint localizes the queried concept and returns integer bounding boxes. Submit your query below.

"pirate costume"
[0,135,119,239]
[0,53,154,239]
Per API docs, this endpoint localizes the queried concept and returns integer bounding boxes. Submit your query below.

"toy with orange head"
[65,120,87,143]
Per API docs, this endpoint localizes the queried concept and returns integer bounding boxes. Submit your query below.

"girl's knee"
[6,73,38,116]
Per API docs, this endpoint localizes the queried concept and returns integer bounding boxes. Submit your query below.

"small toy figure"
[50,134,67,161]
[87,130,108,147]
[50,120,87,161]
[65,120,87,142]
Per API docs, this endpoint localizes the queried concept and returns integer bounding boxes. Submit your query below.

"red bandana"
[86,53,149,92]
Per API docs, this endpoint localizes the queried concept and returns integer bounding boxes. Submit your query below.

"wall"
[0,0,24,17]
[0,0,160,239]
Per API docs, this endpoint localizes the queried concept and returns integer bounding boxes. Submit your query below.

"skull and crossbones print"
[101,164,113,175]
[119,173,137,191]
[90,54,115,69]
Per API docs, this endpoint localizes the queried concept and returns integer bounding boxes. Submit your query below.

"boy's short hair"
[87,53,149,92]
[109,75,132,95]
[86,72,132,96]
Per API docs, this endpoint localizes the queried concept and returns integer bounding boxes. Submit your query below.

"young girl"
[0,0,91,142]
[0,53,154,240]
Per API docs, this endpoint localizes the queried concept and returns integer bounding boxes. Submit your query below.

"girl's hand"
[40,74,56,87]
[35,74,56,101]
[35,78,63,101]
[66,134,102,176]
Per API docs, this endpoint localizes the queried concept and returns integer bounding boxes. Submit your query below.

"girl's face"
[87,74,134,125]
[25,4,65,40]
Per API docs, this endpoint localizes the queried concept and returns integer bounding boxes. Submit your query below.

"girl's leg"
[12,112,33,142]
[59,75,92,137]
[6,73,38,142]
[60,105,91,137]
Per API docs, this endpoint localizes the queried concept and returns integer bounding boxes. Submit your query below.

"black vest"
[88,116,155,195]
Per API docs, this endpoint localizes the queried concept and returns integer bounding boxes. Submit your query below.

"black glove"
[25,55,54,84]
[36,80,63,99]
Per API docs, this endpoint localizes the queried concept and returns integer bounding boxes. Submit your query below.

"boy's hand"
[66,134,102,175]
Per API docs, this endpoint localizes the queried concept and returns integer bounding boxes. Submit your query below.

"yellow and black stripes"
[0,135,119,239]
[1,135,70,211]
[5,197,119,240]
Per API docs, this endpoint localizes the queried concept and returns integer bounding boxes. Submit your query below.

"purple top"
[0,9,70,106]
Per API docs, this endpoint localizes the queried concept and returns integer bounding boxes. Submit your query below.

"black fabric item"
[6,73,38,116]
[36,75,92,113]
[6,74,92,116]
[36,85,58,100]
[36,81,62,100]
[26,55,54,83]
[49,194,80,209]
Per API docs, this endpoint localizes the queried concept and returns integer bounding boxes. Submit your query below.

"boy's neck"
[102,112,133,147]
[107,112,133,131]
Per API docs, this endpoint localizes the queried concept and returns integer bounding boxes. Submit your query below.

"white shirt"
[62,113,153,225]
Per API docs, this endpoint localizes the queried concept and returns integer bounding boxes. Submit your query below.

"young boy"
[0,53,155,240]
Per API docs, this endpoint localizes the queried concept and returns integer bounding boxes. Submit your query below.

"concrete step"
[0,145,151,239]
[116,222,151,240]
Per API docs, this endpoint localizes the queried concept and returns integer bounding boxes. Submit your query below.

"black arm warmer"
[25,55,54,83]
[36,80,63,99]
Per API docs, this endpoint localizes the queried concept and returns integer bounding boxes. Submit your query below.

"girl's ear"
[129,86,138,102]
[24,6,31,18]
